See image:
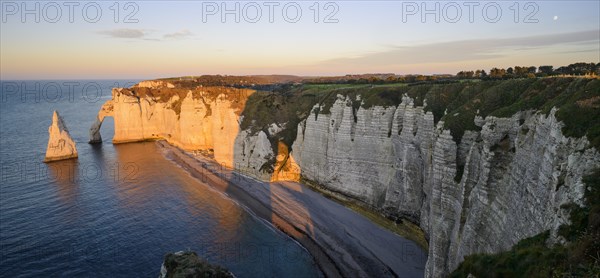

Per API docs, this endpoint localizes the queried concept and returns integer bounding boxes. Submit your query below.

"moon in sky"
[553,16,559,20]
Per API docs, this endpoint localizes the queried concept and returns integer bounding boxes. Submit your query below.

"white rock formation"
[292,97,600,277]
[44,111,78,162]
[89,100,113,143]
[92,83,600,277]
[89,86,281,180]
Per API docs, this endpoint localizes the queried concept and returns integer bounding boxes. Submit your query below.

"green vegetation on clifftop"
[239,78,600,152]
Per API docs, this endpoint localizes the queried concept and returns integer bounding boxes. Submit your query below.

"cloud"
[95,28,194,41]
[163,30,193,40]
[97,28,147,39]
[317,30,600,67]
[556,48,599,54]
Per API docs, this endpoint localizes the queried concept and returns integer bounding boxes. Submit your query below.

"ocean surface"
[0,80,322,277]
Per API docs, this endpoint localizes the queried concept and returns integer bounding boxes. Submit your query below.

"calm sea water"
[0,81,321,277]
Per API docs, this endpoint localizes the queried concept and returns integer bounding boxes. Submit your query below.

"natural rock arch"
[89,100,114,144]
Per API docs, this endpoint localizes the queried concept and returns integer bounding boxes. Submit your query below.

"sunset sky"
[1,1,599,79]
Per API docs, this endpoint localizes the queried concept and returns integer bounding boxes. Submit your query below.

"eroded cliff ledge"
[91,77,600,277]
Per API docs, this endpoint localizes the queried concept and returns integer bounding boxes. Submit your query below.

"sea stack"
[44,111,78,162]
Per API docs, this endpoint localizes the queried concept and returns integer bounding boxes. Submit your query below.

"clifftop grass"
[118,86,255,116]
[237,77,600,151]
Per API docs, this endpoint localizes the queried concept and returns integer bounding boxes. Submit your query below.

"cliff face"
[292,95,599,276]
[91,85,283,181]
[92,79,600,277]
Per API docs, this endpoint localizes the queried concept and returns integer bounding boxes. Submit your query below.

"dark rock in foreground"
[159,251,233,278]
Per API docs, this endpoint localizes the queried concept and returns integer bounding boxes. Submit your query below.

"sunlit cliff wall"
[291,95,599,277]
[92,79,600,277]
[91,82,299,182]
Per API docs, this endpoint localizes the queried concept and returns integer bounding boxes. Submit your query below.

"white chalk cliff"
[91,81,600,277]
[291,95,600,277]
[89,84,298,181]
[45,111,78,162]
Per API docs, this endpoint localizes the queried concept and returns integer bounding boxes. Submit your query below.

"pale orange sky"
[1,1,598,79]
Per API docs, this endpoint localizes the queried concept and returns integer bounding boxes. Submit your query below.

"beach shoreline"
[156,140,427,277]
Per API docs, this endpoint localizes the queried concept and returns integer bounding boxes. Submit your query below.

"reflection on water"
[179,177,244,245]
[46,159,84,225]
[1,141,321,277]
[0,81,321,277]
[113,142,244,247]
[0,79,427,277]
[47,159,80,204]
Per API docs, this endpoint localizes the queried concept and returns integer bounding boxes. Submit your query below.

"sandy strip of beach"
[158,141,427,278]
